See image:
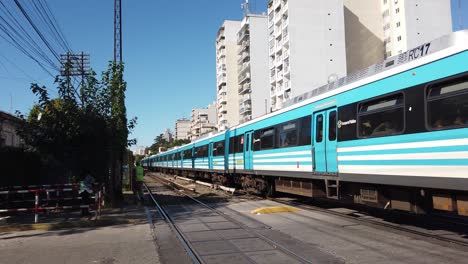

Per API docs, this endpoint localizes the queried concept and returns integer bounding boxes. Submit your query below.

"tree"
[16,61,136,206]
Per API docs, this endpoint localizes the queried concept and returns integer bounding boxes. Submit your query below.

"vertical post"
[46,191,50,215]
[34,191,39,223]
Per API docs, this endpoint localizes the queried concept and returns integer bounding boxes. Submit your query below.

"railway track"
[144,174,318,264]
[152,172,468,249]
[271,197,468,248]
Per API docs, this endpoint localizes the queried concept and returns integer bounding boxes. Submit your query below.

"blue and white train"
[143,31,468,216]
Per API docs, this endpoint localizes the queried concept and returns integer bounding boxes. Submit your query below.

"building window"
[396,21,401,27]
[383,0,388,4]
[358,93,405,138]
[397,36,402,41]
[395,8,400,14]
[426,77,468,130]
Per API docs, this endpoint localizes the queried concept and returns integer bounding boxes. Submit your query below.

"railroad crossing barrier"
[0,184,104,223]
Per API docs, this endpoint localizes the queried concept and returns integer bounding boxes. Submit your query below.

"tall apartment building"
[344,0,385,74]
[238,14,270,124]
[162,128,173,143]
[268,0,347,111]
[216,21,241,131]
[382,0,452,58]
[190,102,217,140]
[175,118,191,140]
[344,0,452,74]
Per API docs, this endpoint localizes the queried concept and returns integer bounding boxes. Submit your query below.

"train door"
[313,108,338,173]
[208,142,214,169]
[243,131,254,170]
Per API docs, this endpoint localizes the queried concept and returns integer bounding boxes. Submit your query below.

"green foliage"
[15,61,137,197]
[148,134,190,154]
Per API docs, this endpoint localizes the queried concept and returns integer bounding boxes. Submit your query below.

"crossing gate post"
[34,190,39,223]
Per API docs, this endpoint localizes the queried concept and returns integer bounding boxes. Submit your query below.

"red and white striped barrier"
[0,184,104,223]
[0,183,80,190]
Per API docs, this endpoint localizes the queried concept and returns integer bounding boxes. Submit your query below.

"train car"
[144,31,468,216]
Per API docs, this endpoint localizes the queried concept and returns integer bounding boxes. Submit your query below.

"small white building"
[0,111,22,148]
[175,118,191,140]
[190,102,217,140]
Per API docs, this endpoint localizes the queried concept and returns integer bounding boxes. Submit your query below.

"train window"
[260,127,275,149]
[329,111,337,141]
[253,130,261,151]
[278,121,298,148]
[427,78,468,130]
[358,93,404,137]
[316,114,323,142]
[299,116,311,146]
[214,140,224,156]
[229,136,235,154]
[183,149,191,159]
[235,135,244,153]
[198,145,208,157]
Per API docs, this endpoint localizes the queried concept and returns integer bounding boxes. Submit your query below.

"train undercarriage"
[150,166,468,217]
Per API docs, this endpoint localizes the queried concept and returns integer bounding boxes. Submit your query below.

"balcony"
[219,114,227,123]
[238,83,251,94]
[237,30,250,44]
[275,54,282,67]
[218,94,227,104]
[274,26,282,36]
[217,39,225,49]
[238,40,249,53]
[284,80,291,90]
[274,12,282,24]
[273,0,281,9]
[239,62,250,75]
[238,51,250,64]
[219,104,227,113]
[239,104,252,115]
[217,75,226,86]
[277,70,283,79]
[238,72,250,84]
[282,0,288,12]
[217,49,226,59]
[275,40,283,53]
[242,93,251,103]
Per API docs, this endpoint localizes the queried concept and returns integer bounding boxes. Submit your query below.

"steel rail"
[143,182,202,264]
[272,198,468,248]
[149,174,314,264]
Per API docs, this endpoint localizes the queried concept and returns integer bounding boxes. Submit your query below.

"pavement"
[0,193,160,264]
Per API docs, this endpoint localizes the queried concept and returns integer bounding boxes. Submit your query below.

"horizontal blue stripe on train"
[339,129,467,149]
[338,159,468,166]
[254,162,313,166]
[338,145,468,156]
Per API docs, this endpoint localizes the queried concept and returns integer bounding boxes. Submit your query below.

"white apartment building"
[175,118,191,140]
[382,0,452,58]
[133,146,146,156]
[0,111,22,148]
[268,0,347,111]
[190,102,217,140]
[216,21,241,131]
[343,0,452,74]
[238,14,270,124]
[162,128,173,142]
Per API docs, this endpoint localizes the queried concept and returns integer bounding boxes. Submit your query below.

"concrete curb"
[0,218,145,232]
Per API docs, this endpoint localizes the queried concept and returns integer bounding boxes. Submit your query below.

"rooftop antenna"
[9,93,12,113]
[241,0,251,15]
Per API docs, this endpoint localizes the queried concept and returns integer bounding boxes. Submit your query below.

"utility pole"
[60,53,90,105]
[114,0,122,63]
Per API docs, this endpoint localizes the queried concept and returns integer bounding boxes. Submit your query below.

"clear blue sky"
[0,0,466,149]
